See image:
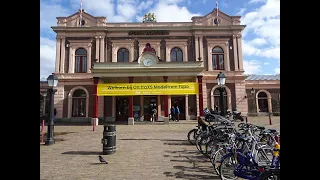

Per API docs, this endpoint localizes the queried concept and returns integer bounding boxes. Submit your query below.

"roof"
[245,74,280,81]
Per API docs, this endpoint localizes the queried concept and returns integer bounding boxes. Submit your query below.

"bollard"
[245,116,248,123]
[93,119,96,131]
[41,120,45,143]
[268,113,272,125]
[101,125,116,155]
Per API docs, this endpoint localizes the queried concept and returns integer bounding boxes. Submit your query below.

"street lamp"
[216,72,226,116]
[42,92,47,116]
[45,74,59,145]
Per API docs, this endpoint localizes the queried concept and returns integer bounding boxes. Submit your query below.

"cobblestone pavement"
[40,116,280,180]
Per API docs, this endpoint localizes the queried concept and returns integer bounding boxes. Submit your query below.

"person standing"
[175,105,180,122]
[170,105,175,121]
[152,107,157,122]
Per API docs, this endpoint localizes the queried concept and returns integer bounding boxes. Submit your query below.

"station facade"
[40,8,280,124]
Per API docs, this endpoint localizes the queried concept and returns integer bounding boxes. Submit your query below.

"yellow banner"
[97,82,199,96]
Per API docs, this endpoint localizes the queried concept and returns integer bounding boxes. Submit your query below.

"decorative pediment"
[191,8,241,26]
[56,10,107,27]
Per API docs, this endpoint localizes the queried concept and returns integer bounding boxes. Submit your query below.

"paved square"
[40,117,279,180]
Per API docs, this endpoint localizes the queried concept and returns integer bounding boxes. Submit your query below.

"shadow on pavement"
[163,149,220,179]
[61,151,102,155]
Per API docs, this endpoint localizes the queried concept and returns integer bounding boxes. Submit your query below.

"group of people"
[170,105,180,122]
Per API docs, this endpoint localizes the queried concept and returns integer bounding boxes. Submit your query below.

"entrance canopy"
[91,52,204,77]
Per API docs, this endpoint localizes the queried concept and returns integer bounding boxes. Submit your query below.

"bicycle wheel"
[187,129,197,145]
[258,169,280,180]
[211,147,228,175]
[219,153,238,180]
[199,135,212,156]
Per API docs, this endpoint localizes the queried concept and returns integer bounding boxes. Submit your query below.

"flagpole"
[79,0,83,27]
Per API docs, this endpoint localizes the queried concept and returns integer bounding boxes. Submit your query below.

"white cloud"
[260,47,280,59]
[236,8,246,16]
[243,60,262,74]
[249,38,267,46]
[242,40,261,56]
[241,0,280,63]
[248,0,266,4]
[150,2,201,22]
[264,62,269,65]
[137,0,154,10]
[274,68,280,74]
[40,37,56,79]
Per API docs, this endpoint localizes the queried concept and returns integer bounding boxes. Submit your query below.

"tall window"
[117,48,129,62]
[258,92,268,112]
[170,47,183,62]
[75,48,87,73]
[212,47,224,70]
[72,89,87,117]
[213,88,227,110]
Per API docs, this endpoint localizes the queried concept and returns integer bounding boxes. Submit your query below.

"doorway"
[171,96,185,120]
[116,97,129,121]
[143,96,157,121]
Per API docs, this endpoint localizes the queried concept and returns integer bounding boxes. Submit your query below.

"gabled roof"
[245,74,280,81]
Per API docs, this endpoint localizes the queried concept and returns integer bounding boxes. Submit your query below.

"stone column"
[100,36,105,62]
[163,76,169,124]
[197,76,204,124]
[232,35,238,71]
[130,44,134,62]
[183,45,188,62]
[207,45,213,71]
[225,42,230,71]
[68,47,74,73]
[185,95,190,120]
[92,77,99,125]
[199,36,204,61]
[237,34,244,70]
[95,36,100,62]
[112,96,116,121]
[55,38,61,73]
[140,96,144,121]
[157,43,161,58]
[60,37,65,73]
[157,95,161,121]
[194,35,199,61]
[128,77,134,125]
[87,44,92,73]
[166,46,171,62]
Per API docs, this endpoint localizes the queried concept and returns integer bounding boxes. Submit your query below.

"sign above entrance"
[97,82,199,96]
[128,31,169,36]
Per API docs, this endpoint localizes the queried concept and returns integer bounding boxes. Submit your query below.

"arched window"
[72,89,87,117]
[213,88,227,110]
[75,48,87,73]
[212,47,224,70]
[170,47,183,62]
[257,92,268,112]
[117,48,129,62]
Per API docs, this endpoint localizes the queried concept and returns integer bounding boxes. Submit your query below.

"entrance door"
[171,96,185,120]
[143,96,157,121]
[116,97,129,121]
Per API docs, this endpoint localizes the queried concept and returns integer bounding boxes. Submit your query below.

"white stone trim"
[255,89,272,113]
[67,86,90,118]
[207,38,230,71]
[210,85,232,110]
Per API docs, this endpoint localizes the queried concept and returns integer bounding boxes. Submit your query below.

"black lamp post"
[45,74,59,145]
[216,72,226,116]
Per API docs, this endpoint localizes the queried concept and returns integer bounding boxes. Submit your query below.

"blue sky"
[40,0,280,79]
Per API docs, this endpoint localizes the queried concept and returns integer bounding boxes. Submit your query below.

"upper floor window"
[212,47,224,70]
[170,47,183,62]
[75,48,87,73]
[117,48,129,62]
